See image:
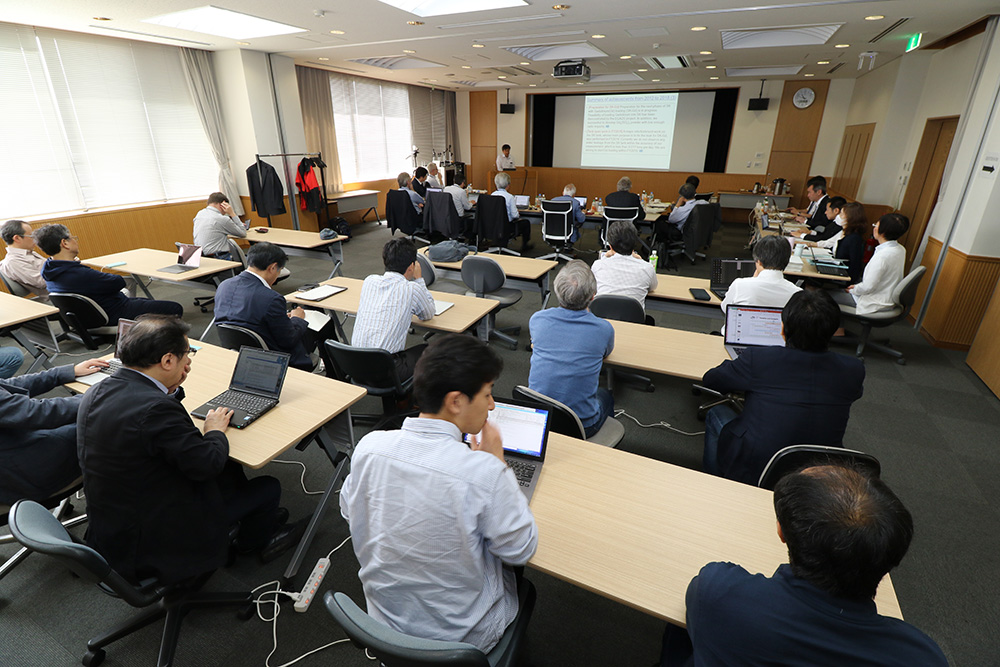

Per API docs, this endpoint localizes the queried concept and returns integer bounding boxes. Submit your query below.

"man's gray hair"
[397,172,411,188]
[606,220,639,255]
[494,171,511,189]
[617,176,632,192]
[563,183,577,196]
[753,234,793,270]
[679,183,697,199]
[553,260,597,311]
[427,162,438,173]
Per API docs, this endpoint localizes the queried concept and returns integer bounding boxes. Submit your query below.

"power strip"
[294,557,330,613]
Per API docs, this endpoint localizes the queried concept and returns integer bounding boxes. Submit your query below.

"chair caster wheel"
[645,384,655,393]
[83,648,106,666]
[200,307,209,313]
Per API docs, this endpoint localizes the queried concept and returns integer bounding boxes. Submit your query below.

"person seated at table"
[659,465,947,666]
[721,235,801,328]
[828,202,868,284]
[1,219,48,296]
[340,334,537,652]
[425,162,442,189]
[701,290,864,485]
[397,172,424,215]
[35,223,184,323]
[0,356,107,506]
[491,172,533,253]
[0,347,24,379]
[792,176,830,230]
[655,183,710,243]
[605,176,643,220]
[213,242,332,372]
[77,315,303,583]
[591,220,658,315]
[352,238,435,379]
[443,175,475,239]
[549,183,586,244]
[831,213,908,315]
[798,196,846,244]
[685,175,700,191]
[410,166,429,198]
[193,192,248,260]
[529,261,615,437]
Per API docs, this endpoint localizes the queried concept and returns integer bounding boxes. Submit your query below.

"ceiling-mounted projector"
[553,59,590,81]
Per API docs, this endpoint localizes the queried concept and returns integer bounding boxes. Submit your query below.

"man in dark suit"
[791,176,830,230]
[604,176,643,221]
[700,290,865,485]
[214,242,332,371]
[410,166,429,198]
[77,315,303,585]
[0,357,108,506]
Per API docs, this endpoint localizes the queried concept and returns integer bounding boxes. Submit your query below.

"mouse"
[254,228,269,233]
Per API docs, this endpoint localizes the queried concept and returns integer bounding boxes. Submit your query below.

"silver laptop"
[191,347,291,429]
[514,194,530,209]
[76,318,137,386]
[724,305,786,359]
[465,398,551,502]
[159,244,202,273]
[574,195,587,208]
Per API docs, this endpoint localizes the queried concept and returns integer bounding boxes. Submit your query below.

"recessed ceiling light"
[804,73,814,76]
[237,41,251,46]
[700,50,712,55]
[591,34,605,39]
[835,43,850,48]
[552,4,570,9]
[817,60,830,64]
[529,83,537,86]
[637,68,648,72]
[143,6,306,39]
[330,29,345,35]
[93,16,112,21]
[498,75,507,79]
[651,78,660,82]
[519,61,530,65]
[428,79,437,82]
[710,76,719,80]
[691,26,707,31]
[403,49,416,53]
[619,55,632,60]
[472,43,485,48]
[407,21,424,26]
[576,81,584,85]
[865,15,885,21]
[705,65,716,69]
[461,65,471,68]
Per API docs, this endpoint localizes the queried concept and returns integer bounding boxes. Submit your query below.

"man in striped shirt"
[351,238,435,378]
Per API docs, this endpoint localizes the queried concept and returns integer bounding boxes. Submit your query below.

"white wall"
[811,78,855,176]
[497,87,527,163]
[455,90,470,163]
[213,49,256,197]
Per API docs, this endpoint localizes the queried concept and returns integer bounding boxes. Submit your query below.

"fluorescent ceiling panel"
[725,65,804,76]
[438,13,562,29]
[722,24,842,49]
[142,6,306,40]
[589,73,643,82]
[504,42,608,61]
[377,0,527,18]
[349,56,445,69]
[456,80,517,87]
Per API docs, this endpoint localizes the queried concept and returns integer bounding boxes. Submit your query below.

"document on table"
[433,300,454,316]
[295,284,345,301]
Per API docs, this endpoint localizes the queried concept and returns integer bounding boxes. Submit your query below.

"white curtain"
[296,66,343,194]
[180,48,244,215]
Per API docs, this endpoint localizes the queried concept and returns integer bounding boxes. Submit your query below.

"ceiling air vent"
[643,55,690,69]
[826,62,845,74]
[869,18,910,43]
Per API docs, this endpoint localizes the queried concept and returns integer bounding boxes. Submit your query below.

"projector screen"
[580,92,678,170]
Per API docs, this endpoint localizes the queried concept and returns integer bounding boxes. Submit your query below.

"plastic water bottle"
[649,249,659,271]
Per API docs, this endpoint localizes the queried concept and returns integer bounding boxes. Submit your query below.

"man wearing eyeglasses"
[77,315,303,585]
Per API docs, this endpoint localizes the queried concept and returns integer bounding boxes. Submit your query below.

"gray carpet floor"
[2,218,997,666]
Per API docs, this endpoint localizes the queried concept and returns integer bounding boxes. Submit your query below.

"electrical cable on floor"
[614,409,705,436]
[271,459,324,495]
[56,343,115,358]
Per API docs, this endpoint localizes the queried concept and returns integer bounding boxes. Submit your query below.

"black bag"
[326,216,351,241]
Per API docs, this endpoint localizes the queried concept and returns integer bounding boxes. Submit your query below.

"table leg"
[10,328,53,374]
[327,241,344,279]
[540,274,551,309]
[132,273,155,300]
[360,206,382,225]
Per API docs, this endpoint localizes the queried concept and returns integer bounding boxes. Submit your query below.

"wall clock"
[793,87,816,109]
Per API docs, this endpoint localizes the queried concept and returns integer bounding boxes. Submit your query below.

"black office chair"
[424,191,465,241]
[462,256,521,350]
[416,252,463,295]
[386,189,429,244]
[589,295,654,393]
[216,323,269,351]
[538,199,575,262]
[324,340,417,427]
[324,579,535,667]
[8,499,252,667]
[838,266,926,365]
[48,292,118,350]
[601,206,640,248]
[668,203,720,264]
[0,479,87,582]
[757,445,881,490]
[475,195,518,256]
[513,385,625,448]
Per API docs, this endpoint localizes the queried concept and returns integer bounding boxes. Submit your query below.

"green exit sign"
[906,33,922,52]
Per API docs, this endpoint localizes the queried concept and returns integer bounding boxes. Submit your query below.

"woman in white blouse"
[831,213,909,315]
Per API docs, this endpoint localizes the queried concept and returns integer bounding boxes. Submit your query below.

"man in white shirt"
[592,220,658,312]
[496,144,515,171]
[192,192,248,260]
[491,172,533,253]
[832,213,908,316]
[0,219,47,296]
[444,175,474,220]
[655,183,709,244]
[425,162,442,189]
[352,238,435,378]
[340,334,537,652]
[722,235,802,332]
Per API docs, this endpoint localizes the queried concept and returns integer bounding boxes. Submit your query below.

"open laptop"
[76,318,137,386]
[574,195,587,208]
[159,244,202,273]
[426,187,443,194]
[710,258,757,300]
[807,247,850,277]
[464,397,551,502]
[191,347,291,429]
[514,194,531,210]
[724,305,786,359]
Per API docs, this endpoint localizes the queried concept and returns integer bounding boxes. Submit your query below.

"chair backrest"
[415,252,437,289]
[892,266,927,314]
[216,323,268,351]
[540,199,573,242]
[424,191,462,238]
[0,270,33,298]
[603,206,639,223]
[512,385,586,440]
[386,189,421,235]
[461,255,507,296]
[48,292,111,329]
[324,591,489,667]
[324,340,406,395]
[474,195,509,242]
[590,294,645,324]
[757,444,881,490]
[681,203,718,260]
[226,238,248,270]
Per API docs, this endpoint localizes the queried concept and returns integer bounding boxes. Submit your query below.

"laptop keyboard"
[209,390,275,415]
[505,458,537,487]
[100,359,123,376]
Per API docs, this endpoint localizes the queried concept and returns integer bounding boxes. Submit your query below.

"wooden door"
[469,91,497,192]
[832,123,876,199]
[899,116,959,266]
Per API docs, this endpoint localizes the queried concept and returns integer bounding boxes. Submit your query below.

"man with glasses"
[77,315,303,584]
[0,219,48,296]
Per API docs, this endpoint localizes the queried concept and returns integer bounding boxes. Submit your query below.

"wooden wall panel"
[470,90,498,193]
[967,273,1000,398]
[763,152,815,208]
[531,168,766,204]
[832,123,876,200]
[767,80,830,208]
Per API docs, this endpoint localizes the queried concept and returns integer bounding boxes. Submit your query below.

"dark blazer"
[702,346,865,485]
[0,365,81,504]
[805,194,829,230]
[77,369,230,584]
[247,161,286,218]
[835,232,866,284]
[410,178,428,198]
[804,220,841,243]
[605,191,643,220]
[42,259,130,323]
[213,270,311,370]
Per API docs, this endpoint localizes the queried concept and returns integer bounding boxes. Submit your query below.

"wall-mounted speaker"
[748,98,770,111]
[500,103,515,114]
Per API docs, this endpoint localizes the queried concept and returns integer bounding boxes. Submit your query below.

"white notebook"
[433,300,454,316]
[295,284,345,301]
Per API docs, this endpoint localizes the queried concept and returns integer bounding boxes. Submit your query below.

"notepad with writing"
[295,284,345,301]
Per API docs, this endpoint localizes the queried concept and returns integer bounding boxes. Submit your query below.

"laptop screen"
[724,305,786,348]
[711,258,757,290]
[177,244,202,267]
[426,187,442,194]
[229,347,291,398]
[514,194,530,208]
[574,196,587,207]
[465,399,551,459]
[114,318,137,358]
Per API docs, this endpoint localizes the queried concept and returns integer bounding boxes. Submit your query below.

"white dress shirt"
[721,269,802,333]
[192,206,247,256]
[850,239,905,315]
[591,251,658,309]
[667,199,709,230]
[491,188,519,222]
[351,271,435,353]
[340,417,537,652]
[426,174,442,189]
[816,214,846,250]
[496,154,515,171]
[399,187,424,215]
[0,247,48,295]
[444,184,473,219]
